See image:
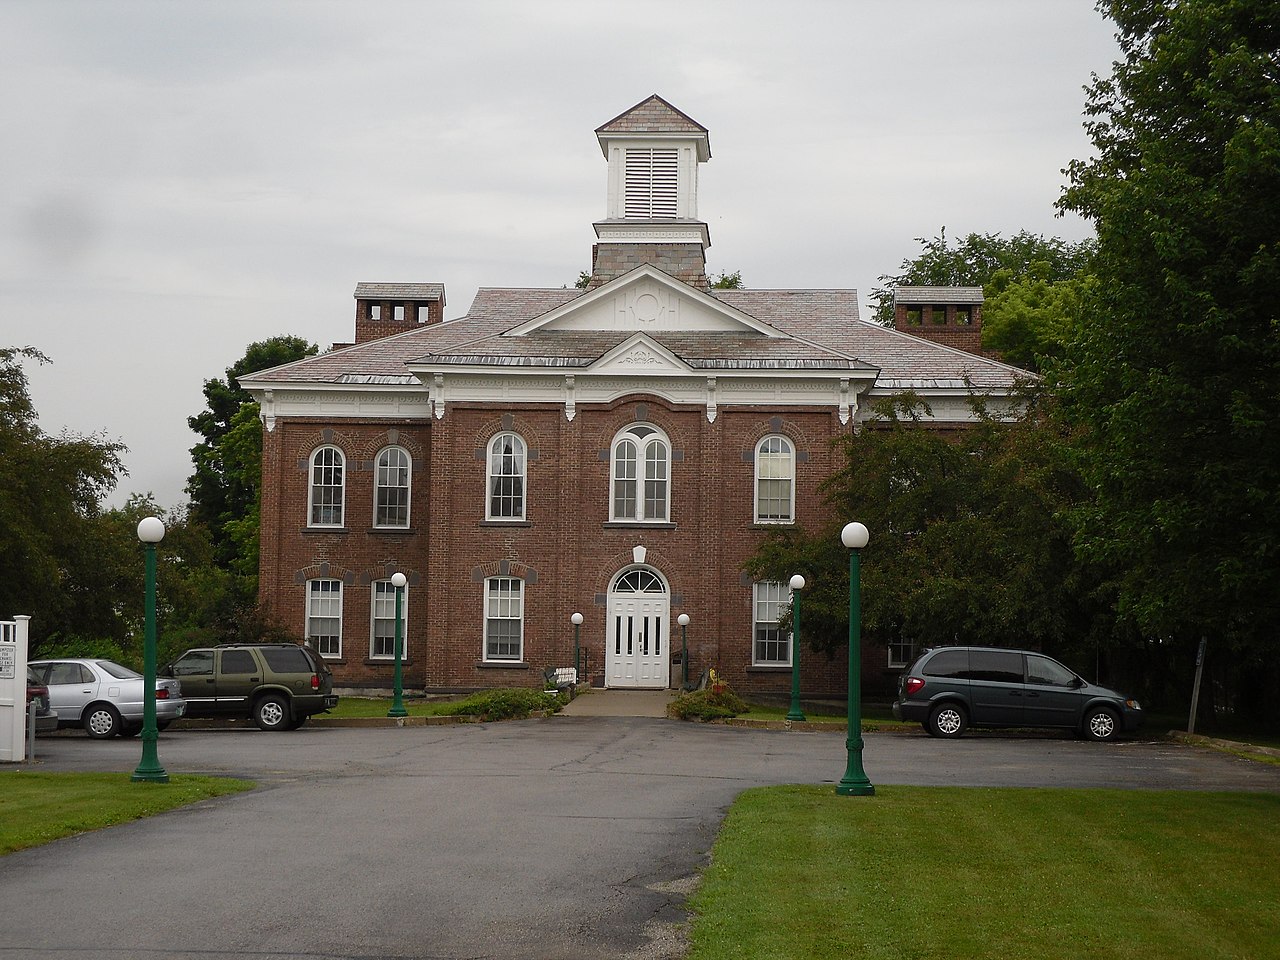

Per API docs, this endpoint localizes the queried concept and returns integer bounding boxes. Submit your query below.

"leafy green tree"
[187,336,316,575]
[982,267,1097,372]
[711,270,744,289]
[1056,0,1280,723]
[746,392,1107,687]
[0,348,128,650]
[869,230,1094,326]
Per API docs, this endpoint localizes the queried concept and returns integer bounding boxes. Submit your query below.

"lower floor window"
[371,580,408,659]
[752,581,791,666]
[307,579,343,657]
[485,577,523,661]
[888,640,916,669]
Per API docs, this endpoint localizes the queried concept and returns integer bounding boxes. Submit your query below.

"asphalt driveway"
[4,720,1278,960]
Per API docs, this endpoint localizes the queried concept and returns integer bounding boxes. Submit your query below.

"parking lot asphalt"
[4,720,1279,960]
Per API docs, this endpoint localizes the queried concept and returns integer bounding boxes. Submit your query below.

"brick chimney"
[353,283,446,344]
[893,286,985,355]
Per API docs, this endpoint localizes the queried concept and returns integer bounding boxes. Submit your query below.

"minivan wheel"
[926,702,967,739]
[1084,706,1119,742]
[84,704,122,739]
[254,694,291,731]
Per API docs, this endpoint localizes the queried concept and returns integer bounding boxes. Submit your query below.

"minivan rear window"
[921,649,968,679]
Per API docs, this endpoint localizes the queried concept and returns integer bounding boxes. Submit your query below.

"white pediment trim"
[588,333,695,376]
[505,264,785,338]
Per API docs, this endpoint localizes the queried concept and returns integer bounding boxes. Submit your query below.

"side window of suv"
[968,650,1023,683]
[922,649,969,678]
[260,646,311,673]
[221,649,258,674]
[172,651,214,677]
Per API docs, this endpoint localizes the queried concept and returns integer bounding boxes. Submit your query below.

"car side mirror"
[1071,676,1085,688]
[159,664,173,677]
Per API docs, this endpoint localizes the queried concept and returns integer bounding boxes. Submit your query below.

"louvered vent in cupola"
[624,148,678,219]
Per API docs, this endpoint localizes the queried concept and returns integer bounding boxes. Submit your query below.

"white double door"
[606,590,669,688]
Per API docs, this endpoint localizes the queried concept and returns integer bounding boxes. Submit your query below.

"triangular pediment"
[506,265,784,339]
[588,333,695,376]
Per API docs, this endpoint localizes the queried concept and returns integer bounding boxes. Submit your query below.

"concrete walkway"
[559,686,677,717]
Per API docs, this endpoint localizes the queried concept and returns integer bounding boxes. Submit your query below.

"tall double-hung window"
[370,580,407,659]
[487,432,526,520]
[754,436,795,523]
[611,425,670,522]
[374,447,411,528]
[309,446,345,527]
[484,578,523,661]
[752,581,791,666]
[306,579,343,657]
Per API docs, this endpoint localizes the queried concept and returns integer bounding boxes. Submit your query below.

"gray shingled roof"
[893,286,984,304]
[595,94,708,136]
[239,286,1025,391]
[354,282,445,301]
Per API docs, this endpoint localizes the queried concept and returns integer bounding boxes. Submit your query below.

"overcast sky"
[0,0,1119,510]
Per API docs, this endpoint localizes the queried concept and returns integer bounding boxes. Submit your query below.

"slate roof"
[893,286,984,304]
[240,286,1027,392]
[595,94,708,136]
[354,282,445,302]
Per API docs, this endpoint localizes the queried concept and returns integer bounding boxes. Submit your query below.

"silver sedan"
[29,658,186,738]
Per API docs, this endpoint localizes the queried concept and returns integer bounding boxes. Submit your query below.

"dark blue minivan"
[892,646,1143,741]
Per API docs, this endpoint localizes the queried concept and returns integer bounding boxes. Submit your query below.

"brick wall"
[258,399,891,699]
[588,243,708,289]
[354,298,445,345]
[893,301,990,357]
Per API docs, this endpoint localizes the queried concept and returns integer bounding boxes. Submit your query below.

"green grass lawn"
[324,696,463,718]
[0,772,254,855]
[687,785,1280,960]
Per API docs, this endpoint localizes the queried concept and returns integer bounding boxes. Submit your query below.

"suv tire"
[1083,706,1119,742]
[926,702,967,739]
[254,694,291,732]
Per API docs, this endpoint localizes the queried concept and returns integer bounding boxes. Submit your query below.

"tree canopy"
[1054,0,1280,715]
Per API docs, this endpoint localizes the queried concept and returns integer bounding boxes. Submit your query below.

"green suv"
[162,643,338,731]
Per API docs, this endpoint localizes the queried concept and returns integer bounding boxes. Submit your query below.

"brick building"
[239,96,1027,697]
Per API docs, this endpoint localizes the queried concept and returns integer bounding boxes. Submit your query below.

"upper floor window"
[309,446,345,527]
[755,436,795,524]
[306,578,342,658]
[624,147,678,219]
[487,432,526,520]
[611,425,669,522]
[374,446,411,528]
[484,577,523,662]
[371,579,408,660]
[753,581,791,666]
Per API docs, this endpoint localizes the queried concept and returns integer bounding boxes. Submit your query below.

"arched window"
[309,446,345,527]
[754,436,795,523]
[374,447,411,528]
[612,425,669,522]
[487,432,526,520]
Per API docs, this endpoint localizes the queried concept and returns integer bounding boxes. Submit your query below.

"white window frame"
[486,432,527,521]
[308,445,345,528]
[611,425,670,522]
[484,577,524,662]
[752,581,792,666]
[373,446,411,529]
[754,435,795,524]
[888,640,916,670]
[306,579,343,658]
[370,580,408,660]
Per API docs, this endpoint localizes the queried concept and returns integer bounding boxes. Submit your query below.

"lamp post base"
[131,739,169,783]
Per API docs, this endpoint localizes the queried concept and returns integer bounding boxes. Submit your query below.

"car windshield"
[95,660,143,680]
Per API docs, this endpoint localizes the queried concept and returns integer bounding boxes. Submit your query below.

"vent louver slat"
[624,148,678,219]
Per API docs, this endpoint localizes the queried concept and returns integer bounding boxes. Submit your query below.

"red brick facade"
[258,397,892,697]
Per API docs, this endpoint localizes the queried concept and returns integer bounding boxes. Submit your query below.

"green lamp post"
[786,574,807,723]
[678,613,690,689]
[571,612,583,678]
[387,572,408,718]
[132,516,169,784]
[836,521,874,797]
